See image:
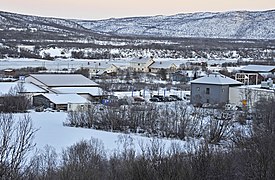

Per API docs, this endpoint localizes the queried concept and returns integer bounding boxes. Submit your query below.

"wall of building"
[191,83,229,106]
[67,103,91,111]
[229,87,242,106]
[33,95,51,108]
[230,86,275,109]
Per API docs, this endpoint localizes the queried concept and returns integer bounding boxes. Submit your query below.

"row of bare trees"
[66,102,236,144]
[24,127,275,180]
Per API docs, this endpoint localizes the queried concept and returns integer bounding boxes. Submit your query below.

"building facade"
[190,73,242,106]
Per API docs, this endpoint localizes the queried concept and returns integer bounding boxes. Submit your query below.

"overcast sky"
[1,0,274,20]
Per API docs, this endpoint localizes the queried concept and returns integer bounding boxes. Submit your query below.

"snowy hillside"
[0,11,91,35]
[77,10,275,39]
[0,10,274,40]
[0,11,274,60]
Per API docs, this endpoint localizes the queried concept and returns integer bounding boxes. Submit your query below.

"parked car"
[163,96,175,102]
[133,96,145,102]
[152,95,164,101]
[149,97,161,102]
[224,104,240,111]
[202,103,212,108]
[183,94,190,101]
[169,95,182,101]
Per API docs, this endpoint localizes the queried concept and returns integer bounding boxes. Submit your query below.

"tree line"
[66,102,238,144]
[1,97,275,179]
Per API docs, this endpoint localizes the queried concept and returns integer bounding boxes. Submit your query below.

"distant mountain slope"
[0,11,88,33]
[0,11,104,43]
[0,10,274,42]
[76,10,275,39]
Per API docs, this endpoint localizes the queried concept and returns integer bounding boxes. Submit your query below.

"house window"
[206,99,209,103]
[197,87,200,91]
[206,88,210,94]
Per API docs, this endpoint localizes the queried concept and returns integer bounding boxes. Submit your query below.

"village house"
[172,70,205,82]
[190,73,243,106]
[3,69,15,78]
[149,61,178,73]
[129,57,154,72]
[88,62,118,77]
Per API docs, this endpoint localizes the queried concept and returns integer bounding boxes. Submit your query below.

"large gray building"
[190,73,242,106]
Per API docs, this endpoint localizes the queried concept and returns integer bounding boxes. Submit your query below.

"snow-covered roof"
[130,57,153,63]
[191,73,243,85]
[29,74,98,87]
[149,61,177,69]
[40,93,88,104]
[88,62,116,69]
[0,82,47,95]
[240,65,275,72]
[51,87,103,96]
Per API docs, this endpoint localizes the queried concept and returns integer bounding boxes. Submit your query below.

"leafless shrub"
[0,113,36,179]
[60,138,107,180]
[0,83,30,113]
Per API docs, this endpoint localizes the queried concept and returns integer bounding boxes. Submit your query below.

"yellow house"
[149,61,178,73]
[129,57,154,72]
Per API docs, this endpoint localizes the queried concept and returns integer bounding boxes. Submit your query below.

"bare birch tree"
[0,114,36,179]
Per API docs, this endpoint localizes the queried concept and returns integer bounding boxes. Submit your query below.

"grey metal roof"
[29,74,98,87]
[191,73,243,85]
[240,65,275,72]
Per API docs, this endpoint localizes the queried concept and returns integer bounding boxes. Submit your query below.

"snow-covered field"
[16,111,194,156]
[0,57,242,71]
[0,58,91,71]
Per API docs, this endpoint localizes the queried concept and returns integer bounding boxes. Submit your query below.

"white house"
[88,62,118,77]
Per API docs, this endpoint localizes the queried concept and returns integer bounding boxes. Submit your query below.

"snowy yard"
[16,111,193,156]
